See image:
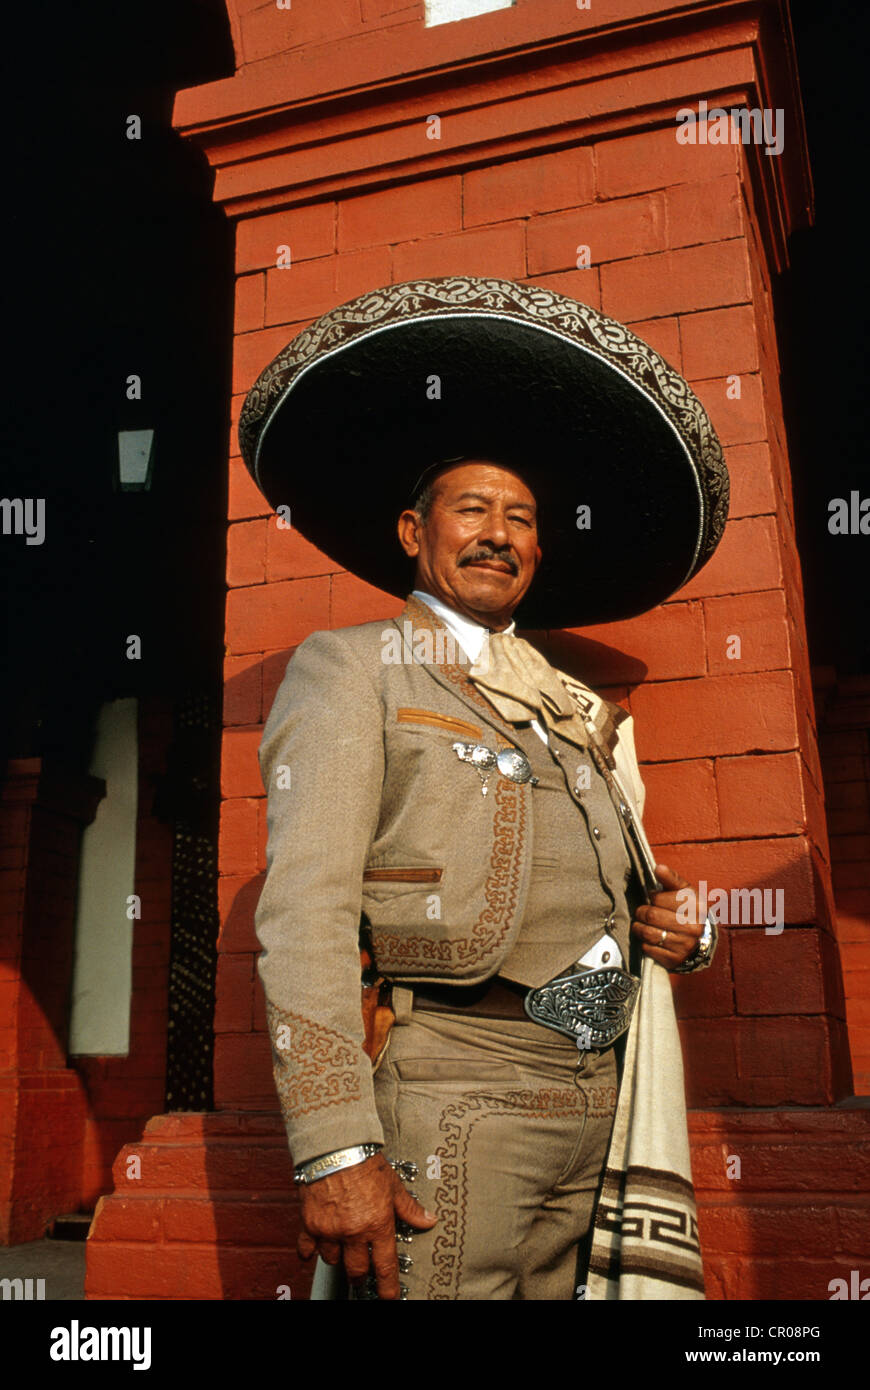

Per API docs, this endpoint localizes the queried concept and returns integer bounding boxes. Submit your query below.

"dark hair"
[411,479,436,523]
[410,455,468,523]
[410,454,538,526]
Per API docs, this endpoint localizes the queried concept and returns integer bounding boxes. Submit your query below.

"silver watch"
[673,912,718,974]
[293,1142,382,1185]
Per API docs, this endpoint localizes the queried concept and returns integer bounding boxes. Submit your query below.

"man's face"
[397,461,542,629]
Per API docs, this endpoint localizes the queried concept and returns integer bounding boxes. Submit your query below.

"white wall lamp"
[425,0,514,27]
[117,428,155,492]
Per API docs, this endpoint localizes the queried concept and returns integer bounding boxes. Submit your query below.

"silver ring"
[660,929,668,946]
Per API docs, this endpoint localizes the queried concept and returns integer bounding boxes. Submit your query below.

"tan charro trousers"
[370,986,620,1301]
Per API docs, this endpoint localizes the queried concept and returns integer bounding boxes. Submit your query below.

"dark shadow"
[0,0,236,1273]
[525,628,649,694]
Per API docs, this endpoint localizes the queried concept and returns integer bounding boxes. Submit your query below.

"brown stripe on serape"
[597,1167,627,1201]
[588,1250,705,1294]
[625,1165,697,1201]
[621,1250,704,1292]
[593,1166,696,1218]
[587,1249,622,1283]
[600,1163,696,1197]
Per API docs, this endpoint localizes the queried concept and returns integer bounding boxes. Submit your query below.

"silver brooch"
[452,741,539,797]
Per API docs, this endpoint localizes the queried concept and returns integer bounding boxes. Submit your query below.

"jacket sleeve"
[255,628,386,1166]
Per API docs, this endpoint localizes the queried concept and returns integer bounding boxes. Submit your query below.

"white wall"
[425,0,515,28]
[68,698,139,1056]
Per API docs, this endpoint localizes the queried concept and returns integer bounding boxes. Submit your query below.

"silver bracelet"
[293,1142,382,1185]
[673,912,718,974]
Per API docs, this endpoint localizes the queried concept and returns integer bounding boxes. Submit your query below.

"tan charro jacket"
[255,594,649,1164]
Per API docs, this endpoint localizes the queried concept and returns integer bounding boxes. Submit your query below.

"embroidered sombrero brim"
[239,276,728,629]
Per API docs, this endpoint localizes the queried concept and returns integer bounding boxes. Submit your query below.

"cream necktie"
[468,631,594,747]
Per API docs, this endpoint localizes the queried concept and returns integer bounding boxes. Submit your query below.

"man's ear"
[397,508,422,559]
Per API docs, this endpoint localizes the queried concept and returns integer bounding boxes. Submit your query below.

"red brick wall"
[0,763,99,1241]
[217,121,850,1113]
[0,699,175,1242]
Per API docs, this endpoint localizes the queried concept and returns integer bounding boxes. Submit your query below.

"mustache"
[460,547,518,574]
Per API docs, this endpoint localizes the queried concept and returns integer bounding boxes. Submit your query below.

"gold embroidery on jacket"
[372,776,526,972]
[266,1001,362,1116]
[372,597,528,974]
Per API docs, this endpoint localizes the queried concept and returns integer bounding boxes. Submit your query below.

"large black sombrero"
[239,276,728,628]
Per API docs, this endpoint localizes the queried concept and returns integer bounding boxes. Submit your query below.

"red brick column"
[86,0,869,1299]
[1,700,178,1248]
[0,761,103,1243]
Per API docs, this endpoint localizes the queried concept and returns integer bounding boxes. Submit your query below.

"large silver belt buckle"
[524,967,640,1050]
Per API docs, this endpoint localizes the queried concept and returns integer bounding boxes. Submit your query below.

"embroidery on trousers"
[428,1087,586,1300]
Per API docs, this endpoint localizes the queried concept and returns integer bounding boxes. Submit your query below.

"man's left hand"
[631,864,704,972]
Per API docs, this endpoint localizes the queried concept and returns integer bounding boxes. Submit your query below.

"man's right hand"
[297,1152,437,1300]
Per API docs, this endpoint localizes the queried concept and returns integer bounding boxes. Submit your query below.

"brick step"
[84,1108,870,1300]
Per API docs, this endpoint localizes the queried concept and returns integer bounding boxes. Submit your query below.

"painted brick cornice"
[173,0,811,270]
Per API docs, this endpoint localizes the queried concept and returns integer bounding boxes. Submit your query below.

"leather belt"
[412,964,640,1049]
[412,975,529,1020]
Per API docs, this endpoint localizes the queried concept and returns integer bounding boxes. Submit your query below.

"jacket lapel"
[391,595,520,745]
[391,596,646,843]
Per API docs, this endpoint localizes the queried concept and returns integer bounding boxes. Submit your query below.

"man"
[255,457,717,1300]
[242,276,728,1300]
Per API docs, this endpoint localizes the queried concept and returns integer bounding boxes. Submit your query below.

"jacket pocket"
[363,867,443,883]
[390,1057,522,1084]
[396,707,483,740]
[362,868,445,913]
